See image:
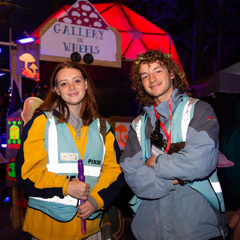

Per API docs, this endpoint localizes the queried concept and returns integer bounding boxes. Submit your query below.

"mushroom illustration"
[19,53,36,76]
[115,124,128,148]
[29,63,38,78]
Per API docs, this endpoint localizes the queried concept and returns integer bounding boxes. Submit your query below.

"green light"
[18,121,22,125]
[17,139,21,144]
[8,121,11,125]
[7,140,11,144]
[13,140,16,144]
[13,121,16,125]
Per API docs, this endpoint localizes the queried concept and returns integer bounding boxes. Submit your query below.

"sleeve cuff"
[89,191,104,210]
[62,179,69,196]
[88,195,98,211]
[164,179,176,191]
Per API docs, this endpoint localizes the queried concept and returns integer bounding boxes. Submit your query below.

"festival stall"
[190,62,240,98]
[189,62,240,135]
[7,0,185,229]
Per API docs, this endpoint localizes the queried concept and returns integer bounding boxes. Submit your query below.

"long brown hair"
[131,50,189,106]
[35,61,99,125]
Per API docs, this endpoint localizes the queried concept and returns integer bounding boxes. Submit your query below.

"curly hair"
[131,50,189,106]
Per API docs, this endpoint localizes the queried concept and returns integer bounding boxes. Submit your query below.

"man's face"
[139,61,174,105]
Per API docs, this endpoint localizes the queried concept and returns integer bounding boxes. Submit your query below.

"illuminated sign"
[7,118,22,149]
[40,0,120,66]
[6,111,23,160]
[5,111,23,186]
[16,43,40,81]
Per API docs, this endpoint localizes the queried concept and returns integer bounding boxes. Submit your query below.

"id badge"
[60,153,78,161]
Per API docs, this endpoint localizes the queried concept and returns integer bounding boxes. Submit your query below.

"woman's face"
[54,67,88,114]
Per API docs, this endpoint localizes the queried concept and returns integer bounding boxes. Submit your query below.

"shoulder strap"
[99,118,107,144]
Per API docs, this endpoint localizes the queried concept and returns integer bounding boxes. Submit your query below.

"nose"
[68,82,76,90]
[149,72,156,82]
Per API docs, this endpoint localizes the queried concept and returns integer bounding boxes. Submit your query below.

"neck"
[154,94,172,106]
[68,105,82,118]
[154,87,174,106]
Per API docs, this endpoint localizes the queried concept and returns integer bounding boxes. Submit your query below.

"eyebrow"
[140,66,162,75]
[58,75,83,82]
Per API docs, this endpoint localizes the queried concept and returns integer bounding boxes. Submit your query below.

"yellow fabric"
[21,114,121,239]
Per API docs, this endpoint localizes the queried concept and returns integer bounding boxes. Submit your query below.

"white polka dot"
[76,19,82,25]
[82,4,91,11]
[84,18,89,23]
[93,21,102,27]
[72,11,80,17]
[82,12,87,16]
[62,17,72,24]
[89,12,98,19]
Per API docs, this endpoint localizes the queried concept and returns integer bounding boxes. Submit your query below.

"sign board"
[5,110,23,186]
[16,43,40,81]
[40,0,121,67]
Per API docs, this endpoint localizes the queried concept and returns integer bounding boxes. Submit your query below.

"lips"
[68,92,78,97]
[150,83,162,89]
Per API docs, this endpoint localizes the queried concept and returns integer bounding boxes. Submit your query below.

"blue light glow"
[16,37,36,44]
[4,196,10,202]
[0,133,7,148]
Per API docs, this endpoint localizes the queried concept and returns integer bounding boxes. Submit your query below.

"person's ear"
[85,80,88,90]
[54,86,60,95]
[170,72,175,80]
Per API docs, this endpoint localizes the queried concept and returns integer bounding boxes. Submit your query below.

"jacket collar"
[143,89,186,126]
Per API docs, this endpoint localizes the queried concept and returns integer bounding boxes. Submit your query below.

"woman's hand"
[67,178,90,200]
[77,201,95,219]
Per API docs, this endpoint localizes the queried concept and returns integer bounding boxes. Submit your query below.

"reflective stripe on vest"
[29,114,106,222]
[131,96,225,213]
[211,182,222,193]
[181,97,197,141]
[47,113,102,178]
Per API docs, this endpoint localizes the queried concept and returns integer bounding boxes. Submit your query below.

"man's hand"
[67,178,90,200]
[145,156,156,168]
[145,157,180,185]
[77,200,95,219]
[172,179,179,185]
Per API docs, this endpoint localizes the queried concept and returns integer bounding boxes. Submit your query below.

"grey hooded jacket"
[120,89,225,240]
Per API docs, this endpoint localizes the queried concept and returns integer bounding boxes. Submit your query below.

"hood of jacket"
[143,88,187,127]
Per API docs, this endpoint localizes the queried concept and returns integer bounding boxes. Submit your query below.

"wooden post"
[11,187,21,230]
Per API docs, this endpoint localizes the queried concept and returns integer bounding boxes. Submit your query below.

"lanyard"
[154,99,172,153]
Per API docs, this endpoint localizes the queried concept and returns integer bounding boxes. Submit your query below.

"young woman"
[15,61,124,240]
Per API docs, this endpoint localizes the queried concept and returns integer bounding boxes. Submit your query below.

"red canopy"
[31,2,184,72]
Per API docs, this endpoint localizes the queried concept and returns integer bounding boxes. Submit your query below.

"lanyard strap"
[154,99,172,153]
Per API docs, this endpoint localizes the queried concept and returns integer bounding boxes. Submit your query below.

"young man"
[120,50,227,240]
